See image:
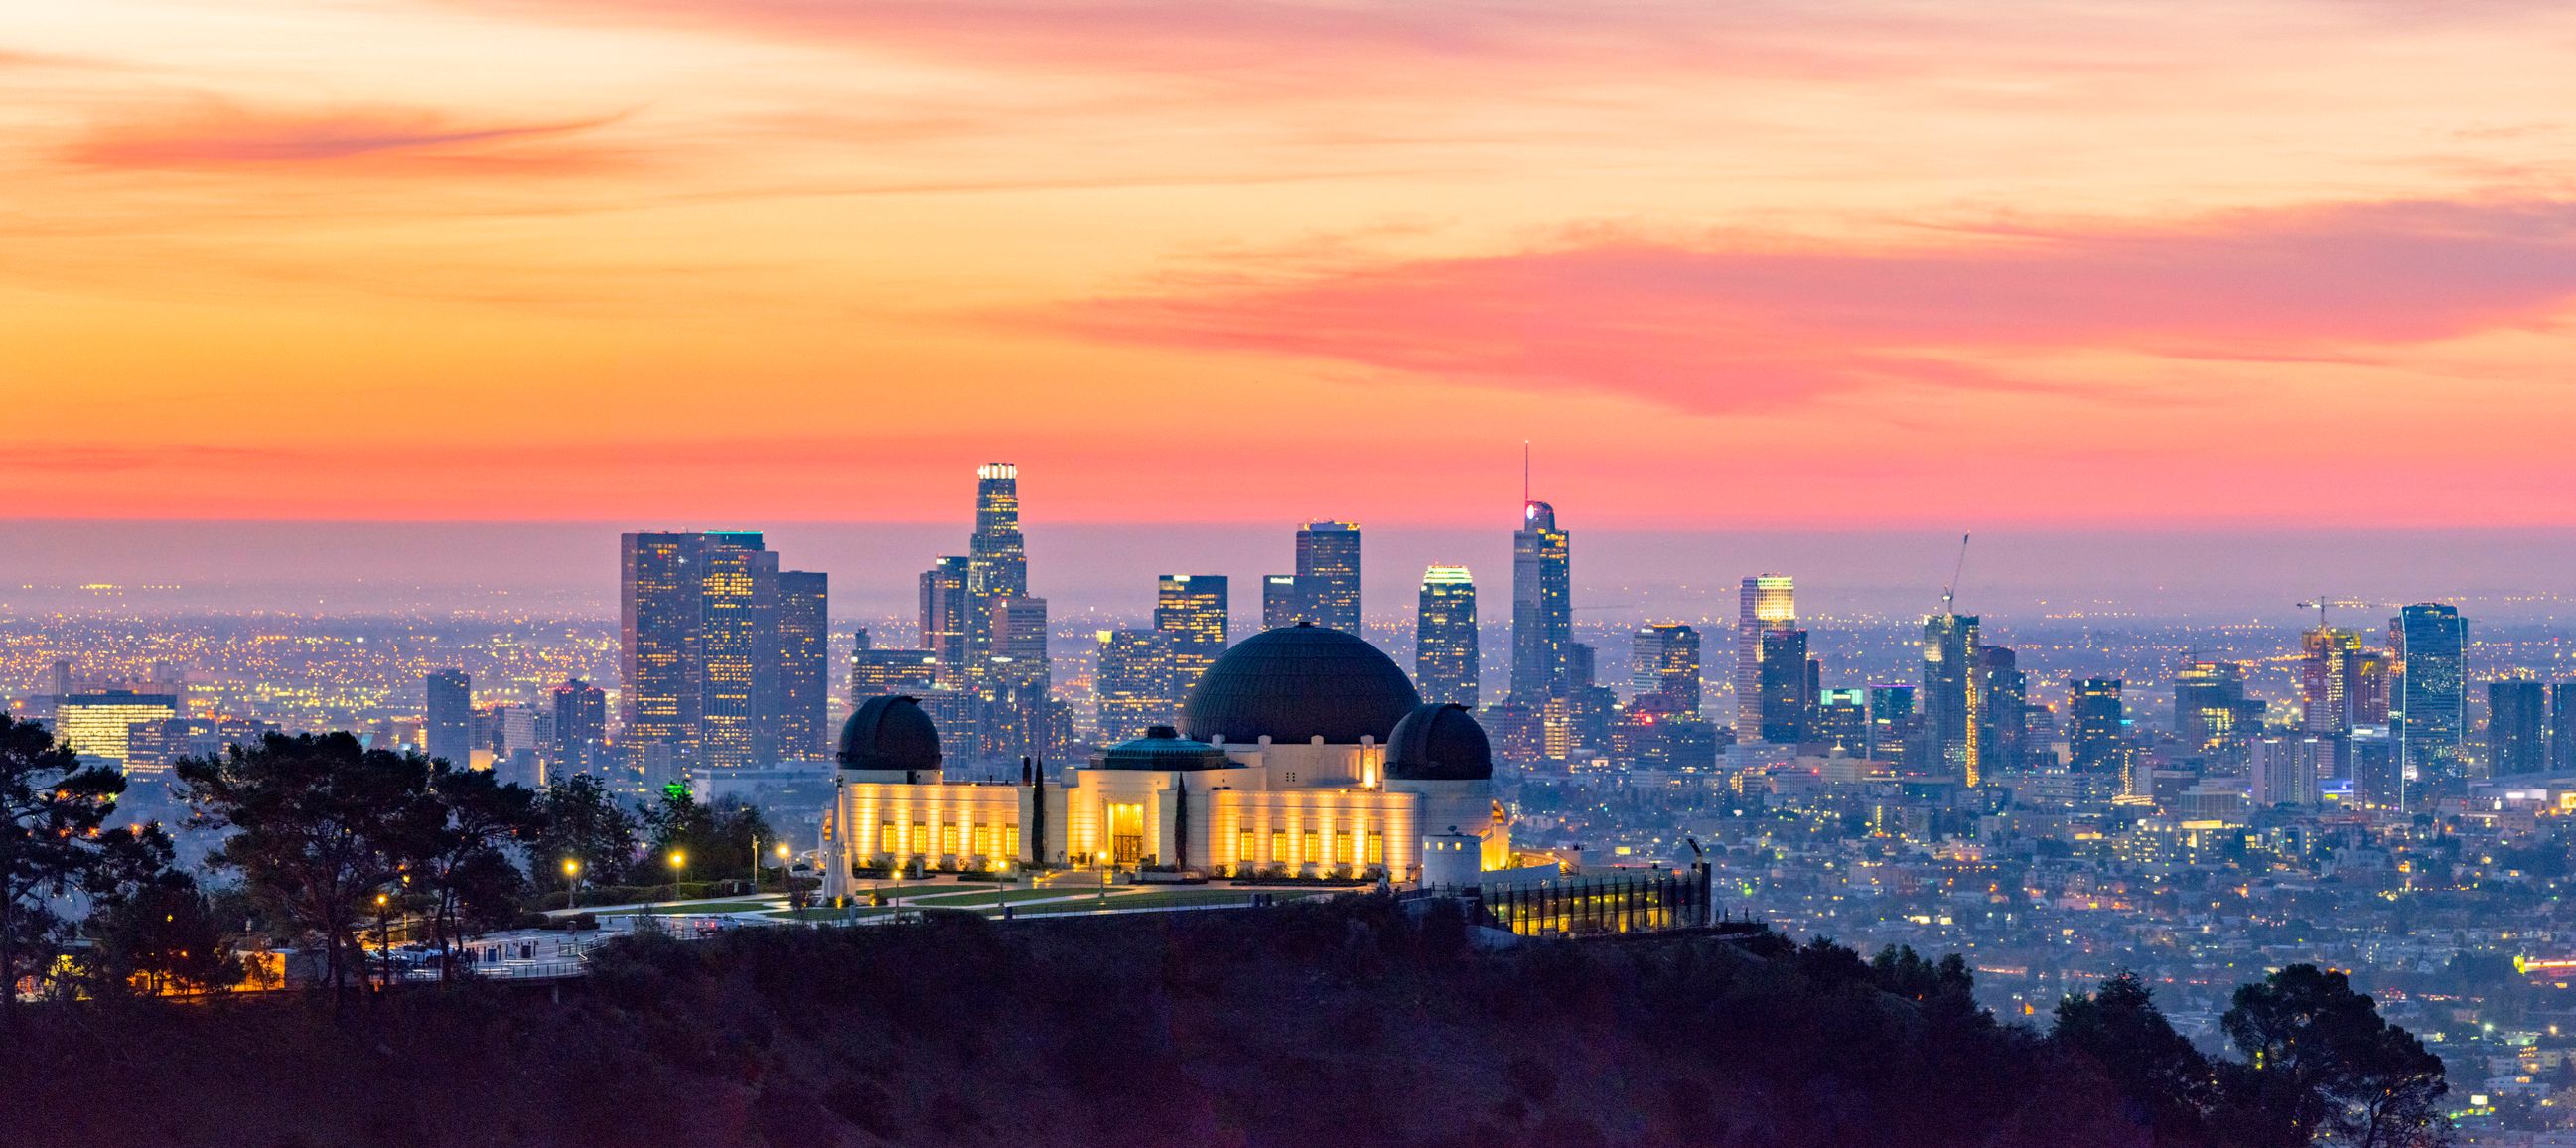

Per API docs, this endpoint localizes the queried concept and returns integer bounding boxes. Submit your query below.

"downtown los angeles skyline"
[9,1,2576,527]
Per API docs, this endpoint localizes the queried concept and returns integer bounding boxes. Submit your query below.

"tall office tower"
[1735,575,1795,735]
[2249,735,2326,807]
[2554,684,2576,773]
[2300,628,2362,733]
[1630,624,1702,718]
[985,594,1052,757]
[2350,724,2400,808]
[1919,613,1982,785]
[1095,630,1174,743]
[1414,566,1480,708]
[851,648,941,696]
[2394,603,2468,789]
[1261,575,1305,631]
[55,690,179,769]
[1564,643,1597,691]
[2069,678,2125,774]
[1811,688,1869,753]
[2349,649,2393,725]
[1293,521,1362,633]
[1977,646,2028,771]
[965,463,1029,682]
[49,659,72,701]
[695,533,779,771]
[424,668,473,769]
[1866,683,1916,763]
[1757,628,1810,744]
[2488,679,2547,777]
[919,556,974,690]
[549,678,608,780]
[2174,659,2258,755]
[775,570,830,759]
[1155,575,1230,699]
[1510,500,1572,701]
[621,533,700,763]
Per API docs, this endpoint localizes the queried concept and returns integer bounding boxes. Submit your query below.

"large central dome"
[1181,624,1422,746]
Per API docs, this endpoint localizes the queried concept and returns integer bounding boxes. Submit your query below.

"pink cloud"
[66,100,628,174]
[1038,199,2576,412]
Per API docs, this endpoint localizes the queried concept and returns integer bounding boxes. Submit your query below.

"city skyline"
[12,4,2576,526]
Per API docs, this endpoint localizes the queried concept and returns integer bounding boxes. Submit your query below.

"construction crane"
[2296,596,2371,630]
[1940,532,1971,615]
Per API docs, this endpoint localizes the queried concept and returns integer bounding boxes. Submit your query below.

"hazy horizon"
[8,519,2574,628]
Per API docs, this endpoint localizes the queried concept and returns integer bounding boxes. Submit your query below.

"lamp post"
[774,842,791,904]
[374,892,391,991]
[562,858,583,952]
[666,849,687,916]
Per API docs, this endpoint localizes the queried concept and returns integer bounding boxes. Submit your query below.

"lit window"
[975,825,995,857]
[1271,830,1288,862]
[942,823,960,856]
[879,822,897,853]
[1302,831,1321,863]
[1237,829,1255,861]
[1005,826,1021,857]
[1336,831,1355,864]
[910,821,926,853]
[1366,832,1385,866]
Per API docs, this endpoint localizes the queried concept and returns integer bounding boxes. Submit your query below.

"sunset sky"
[9,1,2576,527]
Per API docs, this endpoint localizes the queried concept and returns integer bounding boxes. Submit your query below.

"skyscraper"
[2395,603,2467,790]
[425,668,473,769]
[1736,575,1794,735]
[1978,646,2028,771]
[2069,678,2125,775]
[694,533,778,772]
[966,463,1029,683]
[55,689,179,769]
[1919,613,1981,785]
[2488,679,2546,777]
[620,530,809,777]
[2554,684,2576,774]
[2174,658,2259,757]
[1414,566,1479,708]
[984,593,1052,758]
[1630,624,1701,718]
[1294,521,1362,633]
[1757,628,1809,745]
[1156,575,1229,699]
[775,570,829,759]
[548,678,607,781]
[919,556,973,690]
[1866,682,1916,764]
[1510,500,1571,701]
[2300,627,2363,733]
[1096,629,1174,743]
[1261,575,1304,631]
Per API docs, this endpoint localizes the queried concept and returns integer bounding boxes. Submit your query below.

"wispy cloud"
[64,98,631,174]
[1040,199,2576,412]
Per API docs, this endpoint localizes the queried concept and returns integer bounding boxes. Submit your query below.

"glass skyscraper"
[424,668,473,769]
[1919,613,1981,785]
[1415,566,1479,708]
[1510,501,1571,701]
[1294,521,1362,634]
[619,530,817,778]
[2488,679,2546,777]
[1736,575,1794,735]
[2394,603,2467,789]
[1156,574,1229,699]
[775,570,830,759]
[1630,623,1700,718]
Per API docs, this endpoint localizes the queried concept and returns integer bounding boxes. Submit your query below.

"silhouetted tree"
[80,868,243,998]
[639,789,770,886]
[2054,971,2219,1144]
[416,766,544,981]
[176,732,440,995]
[530,772,637,900]
[1,714,161,1014]
[2220,963,2449,1148]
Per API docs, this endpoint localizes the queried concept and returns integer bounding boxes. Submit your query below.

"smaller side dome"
[1099,725,1232,771]
[839,695,943,772]
[1385,703,1493,781]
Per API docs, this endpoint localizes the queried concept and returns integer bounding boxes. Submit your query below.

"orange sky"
[7,0,2576,526]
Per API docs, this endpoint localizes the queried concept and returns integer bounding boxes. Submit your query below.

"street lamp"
[666,849,687,915]
[374,892,391,990]
[562,858,583,951]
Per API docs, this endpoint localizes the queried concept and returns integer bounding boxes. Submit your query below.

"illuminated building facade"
[775,570,830,759]
[822,625,1508,893]
[424,668,473,770]
[54,690,178,769]
[618,530,823,776]
[1630,624,1701,718]
[1509,501,1571,701]
[851,648,940,697]
[694,533,778,772]
[1866,683,1916,764]
[549,679,607,780]
[2489,679,2546,777]
[1156,574,1229,699]
[2173,659,2260,758]
[918,556,973,691]
[1979,646,2028,770]
[2069,678,2125,778]
[1293,521,1362,634]
[1736,574,1795,734]
[2395,603,2468,789]
[1757,629,1809,745]
[1919,613,1981,785]
[1260,574,1304,631]
[1096,629,1174,743]
[1414,566,1479,708]
[2555,684,2576,773]
[2300,627,2363,733]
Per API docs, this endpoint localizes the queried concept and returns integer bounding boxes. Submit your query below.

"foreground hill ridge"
[0,898,2426,1148]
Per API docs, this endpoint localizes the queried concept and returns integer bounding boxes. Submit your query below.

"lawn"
[597,901,779,917]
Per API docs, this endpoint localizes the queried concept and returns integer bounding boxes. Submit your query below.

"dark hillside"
[0,897,2158,1147]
